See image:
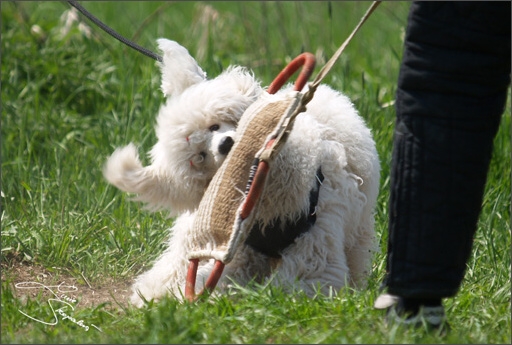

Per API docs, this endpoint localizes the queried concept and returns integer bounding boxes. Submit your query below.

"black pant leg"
[385,1,511,299]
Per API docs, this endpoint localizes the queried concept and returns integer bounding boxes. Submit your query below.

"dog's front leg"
[269,219,350,297]
[266,141,360,296]
[130,213,196,306]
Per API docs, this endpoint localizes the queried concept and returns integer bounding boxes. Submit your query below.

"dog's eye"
[209,124,220,132]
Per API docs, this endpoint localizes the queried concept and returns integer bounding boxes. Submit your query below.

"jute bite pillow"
[190,90,305,263]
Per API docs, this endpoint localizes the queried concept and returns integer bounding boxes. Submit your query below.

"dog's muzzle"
[218,136,234,155]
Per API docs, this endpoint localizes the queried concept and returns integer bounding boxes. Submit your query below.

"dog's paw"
[129,280,164,308]
[103,143,148,193]
[130,290,154,308]
[104,143,142,179]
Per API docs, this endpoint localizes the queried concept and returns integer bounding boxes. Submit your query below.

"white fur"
[104,39,380,307]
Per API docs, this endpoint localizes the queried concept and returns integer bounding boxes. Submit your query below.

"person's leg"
[380,1,510,322]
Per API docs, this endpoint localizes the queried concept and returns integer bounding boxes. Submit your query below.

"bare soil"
[2,260,132,310]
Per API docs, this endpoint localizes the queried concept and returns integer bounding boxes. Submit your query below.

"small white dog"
[104,39,380,307]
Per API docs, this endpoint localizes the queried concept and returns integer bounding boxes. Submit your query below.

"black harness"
[244,167,324,258]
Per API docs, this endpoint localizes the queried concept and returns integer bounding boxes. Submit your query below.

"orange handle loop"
[185,258,199,301]
[242,52,316,220]
[185,259,225,302]
[241,53,316,219]
[240,141,273,220]
[267,52,316,94]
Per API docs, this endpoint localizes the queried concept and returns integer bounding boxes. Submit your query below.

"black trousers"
[385,2,510,299]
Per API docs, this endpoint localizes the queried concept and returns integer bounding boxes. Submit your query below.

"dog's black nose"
[218,136,234,155]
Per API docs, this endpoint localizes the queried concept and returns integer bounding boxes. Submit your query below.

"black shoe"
[374,293,449,332]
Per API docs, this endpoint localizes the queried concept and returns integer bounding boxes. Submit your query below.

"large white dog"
[104,39,380,307]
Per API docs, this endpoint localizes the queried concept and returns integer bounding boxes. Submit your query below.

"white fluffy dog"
[104,39,380,307]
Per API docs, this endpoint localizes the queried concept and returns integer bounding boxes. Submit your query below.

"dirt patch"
[2,261,133,310]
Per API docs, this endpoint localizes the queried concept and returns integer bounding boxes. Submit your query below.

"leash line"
[308,1,381,92]
[67,1,379,72]
[262,1,381,163]
[66,0,163,62]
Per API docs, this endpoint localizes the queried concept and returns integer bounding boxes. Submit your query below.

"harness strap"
[244,168,324,258]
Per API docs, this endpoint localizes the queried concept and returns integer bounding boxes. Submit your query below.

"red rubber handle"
[267,52,316,94]
[185,259,225,302]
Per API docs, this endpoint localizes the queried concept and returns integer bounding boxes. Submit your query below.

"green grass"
[1,1,510,343]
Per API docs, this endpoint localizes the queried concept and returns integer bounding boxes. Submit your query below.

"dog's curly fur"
[104,39,380,307]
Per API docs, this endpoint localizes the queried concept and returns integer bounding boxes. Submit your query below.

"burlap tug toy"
[186,54,316,301]
[184,1,381,302]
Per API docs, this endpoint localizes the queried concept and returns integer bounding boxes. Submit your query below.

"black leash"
[67,0,163,62]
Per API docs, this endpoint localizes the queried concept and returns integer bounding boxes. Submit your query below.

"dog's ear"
[223,66,262,100]
[157,39,207,97]
[210,66,262,121]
